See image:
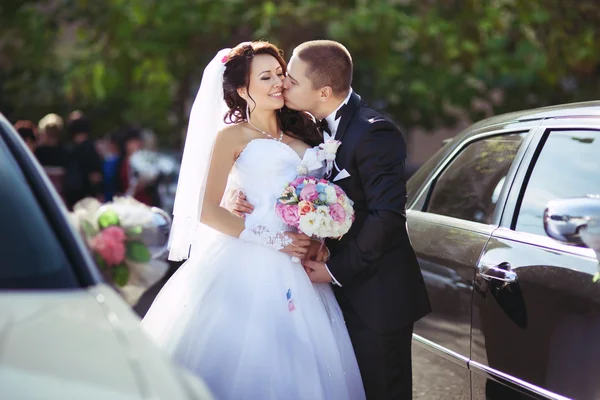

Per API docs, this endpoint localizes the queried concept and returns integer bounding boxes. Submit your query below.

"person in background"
[63,111,104,209]
[102,132,121,202]
[35,113,69,200]
[138,129,163,208]
[14,120,37,153]
[116,127,160,207]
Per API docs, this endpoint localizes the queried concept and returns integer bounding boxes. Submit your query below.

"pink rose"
[291,177,305,187]
[334,184,346,198]
[320,179,329,184]
[329,203,346,223]
[299,183,319,202]
[298,200,316,216]
[90,226,127,266]
[276,203,300,227]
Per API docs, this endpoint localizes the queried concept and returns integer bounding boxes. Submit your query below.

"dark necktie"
[319,103,347,137]
[319,118,331,136]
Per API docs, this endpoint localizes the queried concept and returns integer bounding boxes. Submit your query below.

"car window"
[0,139,78,289]
[515,129,600,237]
[425,133,525,223]
[407,143,449,207]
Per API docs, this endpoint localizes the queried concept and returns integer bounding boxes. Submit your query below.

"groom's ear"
[319,86,333,103]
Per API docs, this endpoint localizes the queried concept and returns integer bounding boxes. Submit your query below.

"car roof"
[467,100,600,134]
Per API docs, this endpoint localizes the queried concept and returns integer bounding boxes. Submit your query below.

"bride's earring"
[246,103,251,121]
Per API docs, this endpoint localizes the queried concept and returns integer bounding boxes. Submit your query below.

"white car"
[0,114,213,400]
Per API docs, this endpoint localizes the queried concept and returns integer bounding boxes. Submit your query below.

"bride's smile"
[245,54,285,110]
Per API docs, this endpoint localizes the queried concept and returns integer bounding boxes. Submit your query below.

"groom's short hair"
[293,40,352,97]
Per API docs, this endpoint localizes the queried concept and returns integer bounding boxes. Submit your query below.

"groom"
[235,40,431,399]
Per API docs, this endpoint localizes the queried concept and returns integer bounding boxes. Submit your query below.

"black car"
[408,101,600,399]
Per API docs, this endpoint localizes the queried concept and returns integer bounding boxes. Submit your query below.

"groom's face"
[283,55,321,115]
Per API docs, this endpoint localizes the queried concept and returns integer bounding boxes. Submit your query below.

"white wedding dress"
[141,138,365,400]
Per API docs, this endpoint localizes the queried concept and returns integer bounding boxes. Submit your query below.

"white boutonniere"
[317,140,342,177]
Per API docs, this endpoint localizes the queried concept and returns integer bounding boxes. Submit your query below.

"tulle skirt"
[141,226,365,400]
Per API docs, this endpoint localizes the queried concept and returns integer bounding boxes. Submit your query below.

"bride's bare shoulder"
[217,123,253,145]
[219,123,244,139]
[217,123,259,159]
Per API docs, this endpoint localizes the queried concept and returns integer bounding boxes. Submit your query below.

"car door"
[471,119,600,400]
[408,127,532,399]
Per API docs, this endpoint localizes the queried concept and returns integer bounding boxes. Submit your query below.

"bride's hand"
[280,232,312,259]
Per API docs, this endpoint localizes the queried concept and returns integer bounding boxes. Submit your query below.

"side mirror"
[544,196,600,257]
[144,207,172,259]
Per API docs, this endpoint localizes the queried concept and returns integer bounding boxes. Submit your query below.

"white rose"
[325,186,337,203]
[329,221,342,237]
[298,213,321,237]
[342,219,353,232]
[342,203,354,216]
[321,140,342,154]
[316,216,334,238]
[314,205,329,218]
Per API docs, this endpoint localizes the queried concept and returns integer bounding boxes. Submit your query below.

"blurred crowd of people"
[14,111,176,211]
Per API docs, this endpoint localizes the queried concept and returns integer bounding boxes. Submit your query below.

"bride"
[141,41,365,400]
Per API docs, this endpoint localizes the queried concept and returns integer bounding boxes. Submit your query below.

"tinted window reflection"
[427,133,525,223]
[516,130,600,237]
[0,139,78,289]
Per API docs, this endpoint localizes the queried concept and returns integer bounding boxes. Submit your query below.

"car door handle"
[479,262,517,283]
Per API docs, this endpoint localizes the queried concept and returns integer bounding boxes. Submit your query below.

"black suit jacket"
[326,92,431,333]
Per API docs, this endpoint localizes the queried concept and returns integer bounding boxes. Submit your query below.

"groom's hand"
[303,260,333,283]
[233,191,254,217]
[224,189,254,218]
[304,240,330,262]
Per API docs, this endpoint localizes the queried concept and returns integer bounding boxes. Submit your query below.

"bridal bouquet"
[276,177,355,239]
[69,197,169,305]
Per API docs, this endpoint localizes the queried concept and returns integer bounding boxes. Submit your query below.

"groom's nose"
[282,77,290,90]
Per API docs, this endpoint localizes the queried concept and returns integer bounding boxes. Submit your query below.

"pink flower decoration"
[329,203,346,223]
[320,179,329,184]
[221,55,229,64]
[276,203,300,227]
[90,226,127,266]
[334,185,346,198]
[291,177,305,187]
[299,183,319,202]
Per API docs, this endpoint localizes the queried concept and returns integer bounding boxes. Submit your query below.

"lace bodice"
[229,138,324,232]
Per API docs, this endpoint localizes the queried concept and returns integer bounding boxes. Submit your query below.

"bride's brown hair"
[222,41,322,147]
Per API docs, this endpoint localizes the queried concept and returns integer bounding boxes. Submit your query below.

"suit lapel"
[334,92,361,142]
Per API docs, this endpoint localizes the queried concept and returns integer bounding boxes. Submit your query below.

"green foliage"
[94,252,107,270]
[2,0,600,139]
[98,209,120,229]
[126,225,143,236]
[0,1,66,120]
[126,240,151,263]
[112,263,130,287]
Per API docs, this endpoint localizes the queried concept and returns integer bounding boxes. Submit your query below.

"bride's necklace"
[247,118,284,142]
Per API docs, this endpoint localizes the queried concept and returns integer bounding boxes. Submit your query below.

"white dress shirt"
[322,89,353,142]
